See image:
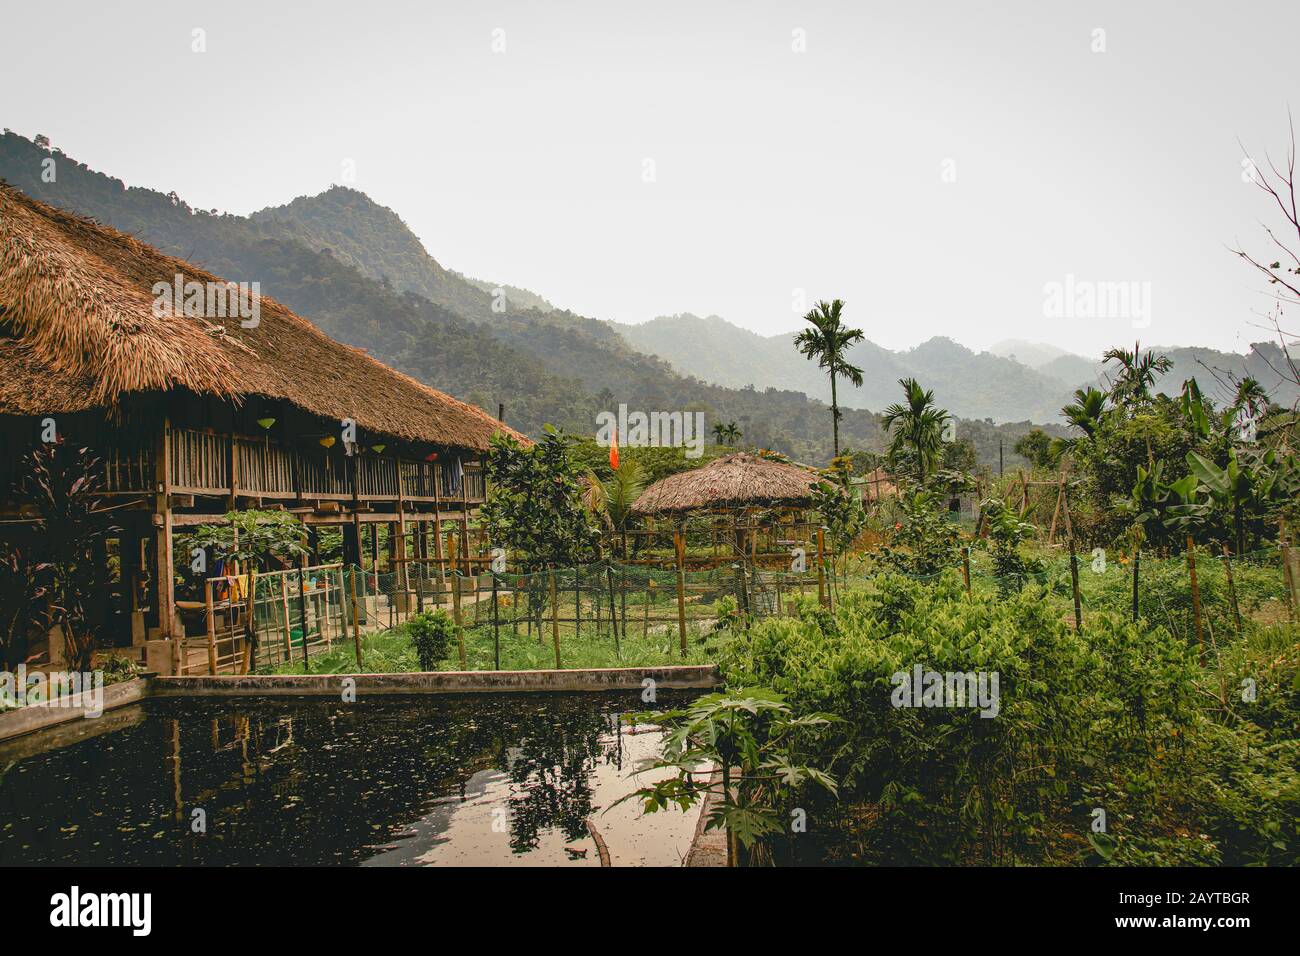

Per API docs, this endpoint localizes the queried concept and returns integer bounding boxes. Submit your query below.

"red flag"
[609,425,620,470]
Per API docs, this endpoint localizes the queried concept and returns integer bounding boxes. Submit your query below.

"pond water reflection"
[0,691,699,867]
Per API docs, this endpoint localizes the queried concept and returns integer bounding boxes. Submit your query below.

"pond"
[0,691,703,867]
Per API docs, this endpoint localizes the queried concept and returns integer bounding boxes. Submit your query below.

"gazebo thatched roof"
[631,452,822,516]
[0,181,527,452]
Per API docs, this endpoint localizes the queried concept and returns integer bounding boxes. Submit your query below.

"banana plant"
[1183,448,1287,554]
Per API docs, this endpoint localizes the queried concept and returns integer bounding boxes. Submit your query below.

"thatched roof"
[856,467,899,501]
[631,452,821,515]
[0,182,527,451]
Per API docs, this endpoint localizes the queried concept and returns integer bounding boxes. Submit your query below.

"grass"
[261,617,729,675]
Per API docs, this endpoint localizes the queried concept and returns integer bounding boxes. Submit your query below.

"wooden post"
[1068,538,1082,632]
[962,546,972,597]
[550,571,561,670]
[491,571,501,671]
[279,574,293,663]
[242,567,256,674]
[450,535,464,629]
[431,473,447,602]
[1283,543,1299,623]
[1132,547,1140,623]
[155,413,177,673]
[297,564,310,670]
[607,566,620,656]
[674,527,687,658]
[350,566,363,669]
[1187,535,1204,658]
[204,579,218,675]
[816,527,827,607]
[1222,544,1243,637]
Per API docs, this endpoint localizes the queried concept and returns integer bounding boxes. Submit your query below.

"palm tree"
[722,421,742,445]
[794,299,865,461]
[1062,386,1107,436]
[1102,341,1173,409]
[881,378,949,483]
[582,459,646,556]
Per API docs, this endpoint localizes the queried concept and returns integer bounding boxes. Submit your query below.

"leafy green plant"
[191,510,309,570]
[17,440,118,673]
[877,489,961,576]
[406,610,459,670]
[616,688,838,866]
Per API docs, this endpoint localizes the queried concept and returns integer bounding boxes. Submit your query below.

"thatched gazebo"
[631,452,825,569]
[632,452,820,516]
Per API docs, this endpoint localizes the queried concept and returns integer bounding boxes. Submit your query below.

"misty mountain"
[0,131,976,467]
[620,315,1075,423]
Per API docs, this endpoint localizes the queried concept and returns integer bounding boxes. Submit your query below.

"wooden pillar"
[674,525,687,657]
[431,467,447,597]
[154,414,177,672]
[204,579,217,675]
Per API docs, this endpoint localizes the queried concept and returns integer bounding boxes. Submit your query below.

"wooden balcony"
[104,428,484,505]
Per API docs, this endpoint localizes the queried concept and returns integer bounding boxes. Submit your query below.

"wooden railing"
[174,429,482,503]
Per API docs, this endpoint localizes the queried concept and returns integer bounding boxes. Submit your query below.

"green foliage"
[718,572,1300,866]
[882,378,951,483]
[481,427,599,570]
[979,498,1042,590]
[794,298,865,459]
[877,490,962,576]
[812,480,866,556]
[616,689,838,864]
[406,610,459,670]
[582,458,646,543]
[0,544,48,670]
[1013,428,1056,469]
[15,440,118,673]
[191,510,308,570]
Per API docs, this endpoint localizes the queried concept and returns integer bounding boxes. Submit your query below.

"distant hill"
[0,129,1075,468]
[621,315,1075,423]
[988,339,1076,369]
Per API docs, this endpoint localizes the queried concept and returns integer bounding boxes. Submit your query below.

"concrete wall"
[0,676,151,743]
[152,665,720,697]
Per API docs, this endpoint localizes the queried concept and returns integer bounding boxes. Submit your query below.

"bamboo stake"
[1222,544,1243,638]
[350,566,363,669]
[550,571,561,670]
[1187,535,1204,659]
[962,546,972,597]
[675,528,687,658]
[816,527,827,607]
[1132,548,1140,623]
[1069,538,1082,632]
[279,574,292,664]
[204,579,218,675]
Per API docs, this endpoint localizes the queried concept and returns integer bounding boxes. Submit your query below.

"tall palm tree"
[881,378,949,483]
[1062,386,1107,437]
[794,299,864,461]
[1102,341,1173,409]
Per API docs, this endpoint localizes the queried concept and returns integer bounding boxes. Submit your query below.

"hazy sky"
[2,0,1297,356]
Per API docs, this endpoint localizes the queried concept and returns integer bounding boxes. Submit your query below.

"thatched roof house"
[0,181,523,674]
[632,452,821,516]
[0,181,524,450]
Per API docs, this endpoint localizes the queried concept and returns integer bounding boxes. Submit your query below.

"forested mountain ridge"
[620,314,1076,422]
[0,129,1062,468]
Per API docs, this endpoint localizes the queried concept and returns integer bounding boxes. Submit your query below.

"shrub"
[407,611,458,670]
[719,571,1300,865]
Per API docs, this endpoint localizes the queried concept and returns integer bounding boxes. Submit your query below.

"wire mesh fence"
[175,541,1297,676]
